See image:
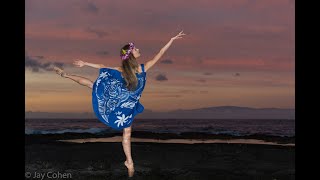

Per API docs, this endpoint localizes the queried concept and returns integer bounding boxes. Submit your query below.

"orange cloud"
[25,0,294,112]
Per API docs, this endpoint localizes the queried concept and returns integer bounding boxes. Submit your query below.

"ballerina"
[53,30,186,177]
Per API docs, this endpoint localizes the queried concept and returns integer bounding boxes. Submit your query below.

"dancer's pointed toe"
[124,161,135,177]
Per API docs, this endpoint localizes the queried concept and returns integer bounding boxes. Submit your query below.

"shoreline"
[25,130,295,144]
[58,136,295,146]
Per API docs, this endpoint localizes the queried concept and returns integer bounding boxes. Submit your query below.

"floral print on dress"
[114,114,132,127]
[120,100,136,109]
[92,64,146,130]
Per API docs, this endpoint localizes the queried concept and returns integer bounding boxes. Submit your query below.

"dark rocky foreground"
[25,133,295,180]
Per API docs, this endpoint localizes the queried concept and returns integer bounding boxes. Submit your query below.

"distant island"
[25,106,295,119]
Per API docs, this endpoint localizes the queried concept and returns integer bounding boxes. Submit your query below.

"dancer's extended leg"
[122,126,135,177]
[53,67,93,89]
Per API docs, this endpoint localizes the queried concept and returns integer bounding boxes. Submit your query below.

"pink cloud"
[25,0,294,112]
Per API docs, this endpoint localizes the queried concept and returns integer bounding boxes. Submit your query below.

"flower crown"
[120,42,135,60]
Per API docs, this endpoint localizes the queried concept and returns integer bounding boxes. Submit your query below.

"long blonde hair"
[120,44,139,91]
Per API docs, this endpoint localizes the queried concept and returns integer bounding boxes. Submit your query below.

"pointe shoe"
[124,161,135,177]
[53,67,67,77]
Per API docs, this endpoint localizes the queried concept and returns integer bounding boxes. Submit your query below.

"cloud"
[196,79,207,83]
[25,1,294,73]
[179,90,196,93]
[38,89,72,93]
[84,2,99,14]
[34,55,44,59]
[234,73,241,77]
[156,94,182,98]
[25,55,64,73]
[161,59,173,64]
[86,27,109,38]
[199,90,209,94]
[96,51,109,56]
[155,74,168,81]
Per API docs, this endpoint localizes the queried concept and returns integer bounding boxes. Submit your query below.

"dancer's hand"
[73,60,85,67]
[171,30,187,41]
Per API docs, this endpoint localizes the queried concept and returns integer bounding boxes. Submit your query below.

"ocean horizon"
[25,118,295,138]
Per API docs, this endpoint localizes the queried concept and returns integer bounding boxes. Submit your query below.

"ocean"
[25,118,295,137]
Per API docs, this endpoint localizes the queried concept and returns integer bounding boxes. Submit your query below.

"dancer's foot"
[53,67,67,77]
[124,161,134,177]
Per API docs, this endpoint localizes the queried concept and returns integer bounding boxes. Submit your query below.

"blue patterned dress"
[92,64,146,130]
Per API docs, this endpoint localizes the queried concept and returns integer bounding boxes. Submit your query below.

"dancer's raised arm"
[73,59,107,69]
[145,30,186,72]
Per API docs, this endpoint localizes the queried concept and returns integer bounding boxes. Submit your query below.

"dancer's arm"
[73,60,107,69]
[145,31,186,72]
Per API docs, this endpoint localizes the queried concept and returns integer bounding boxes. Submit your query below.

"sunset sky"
[25,0,295,113]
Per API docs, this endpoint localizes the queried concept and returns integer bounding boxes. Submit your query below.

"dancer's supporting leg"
[123,126,135,177]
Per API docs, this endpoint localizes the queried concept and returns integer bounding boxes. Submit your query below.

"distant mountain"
[25,106,295,119]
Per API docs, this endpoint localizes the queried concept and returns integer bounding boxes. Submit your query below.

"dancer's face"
[132,47,141,58]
